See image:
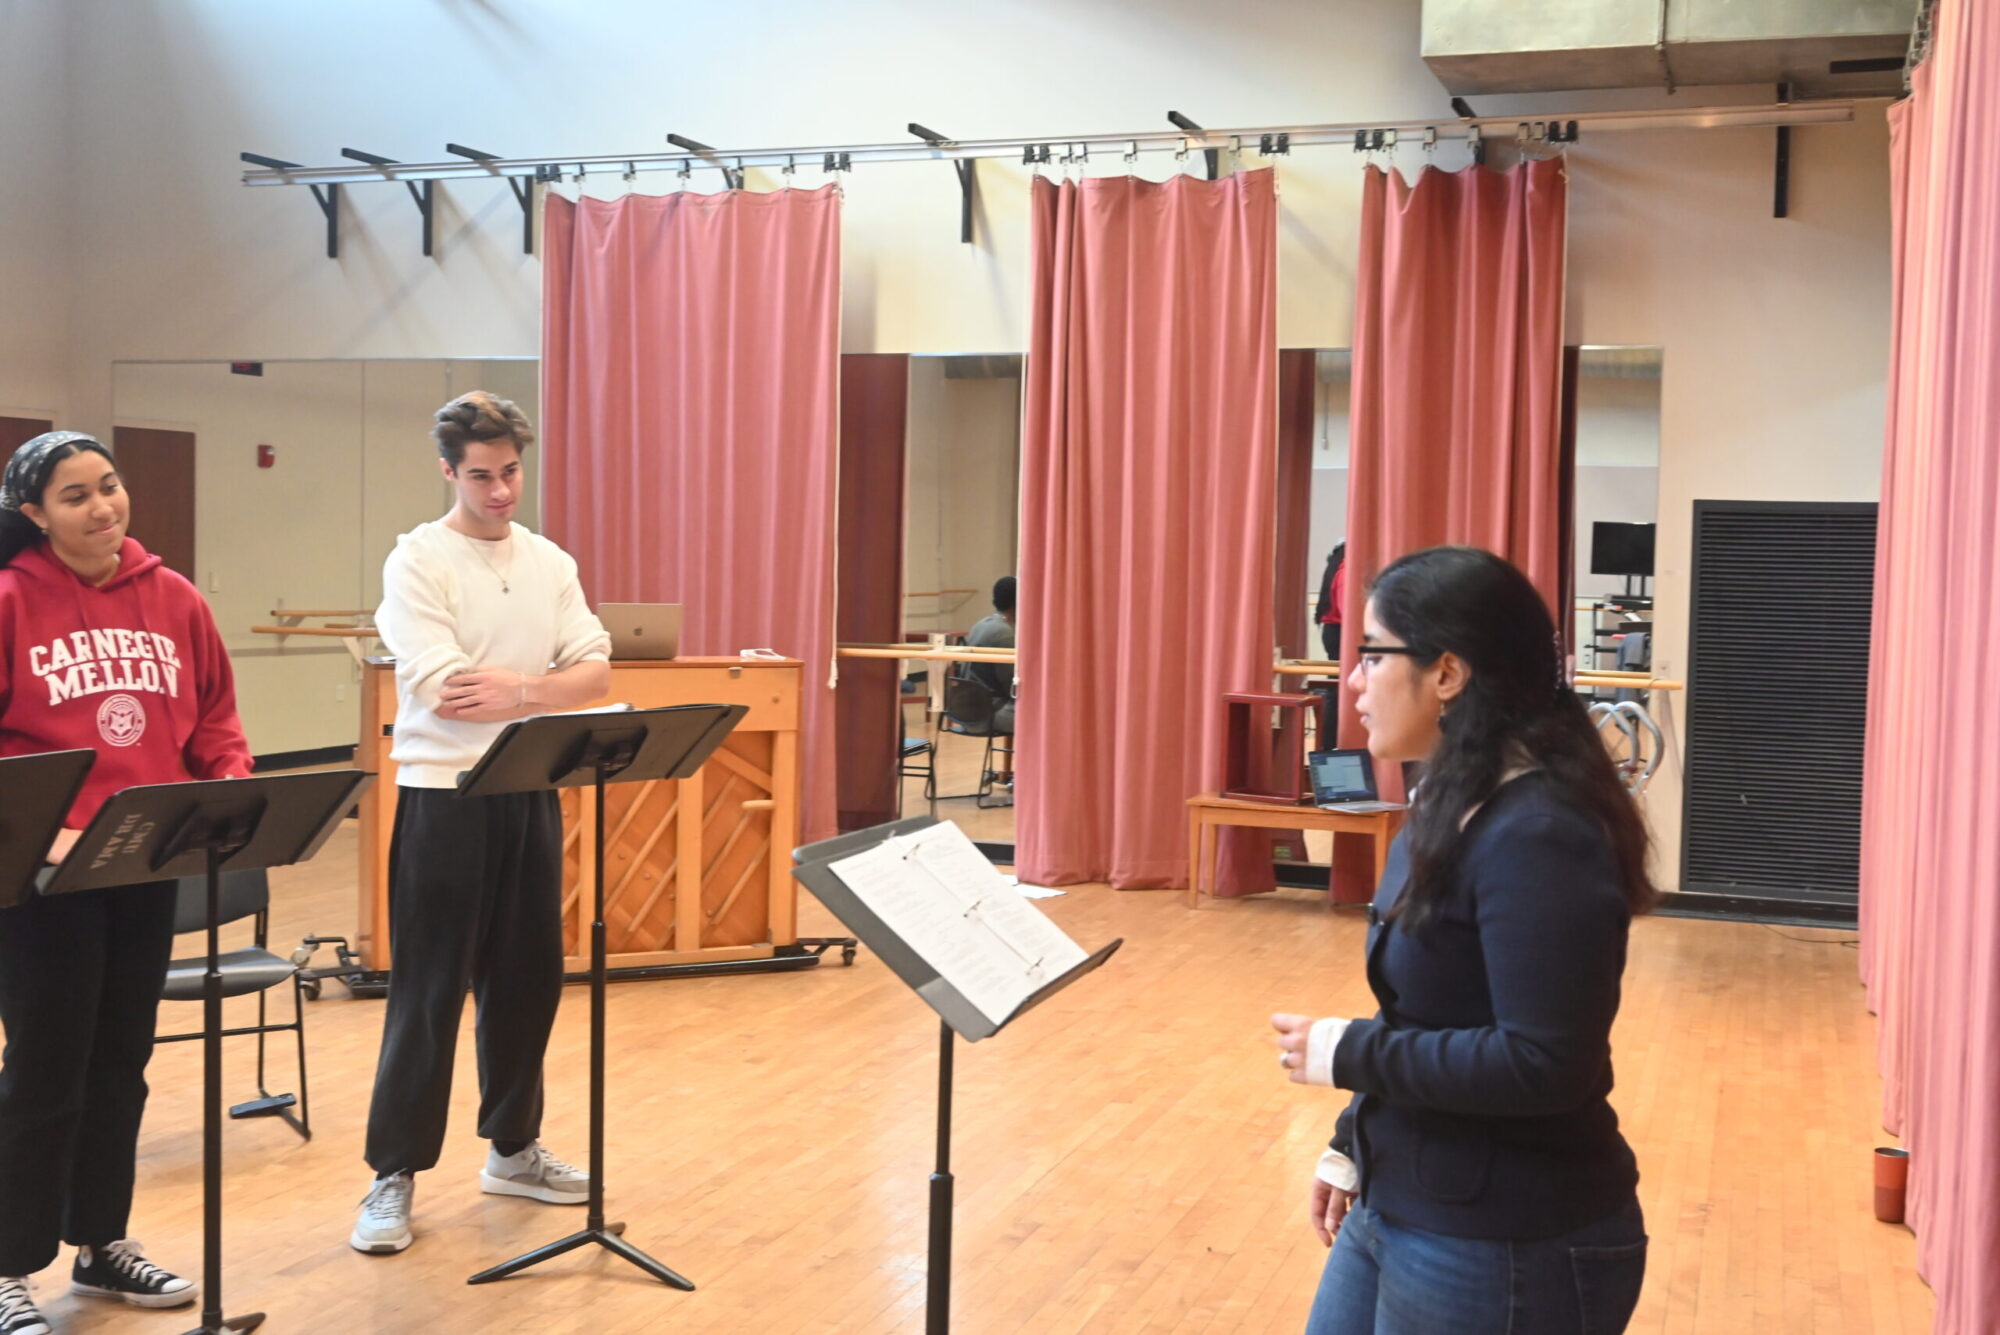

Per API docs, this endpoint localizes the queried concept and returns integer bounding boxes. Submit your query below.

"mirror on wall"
[903,354,1021,639]
[899,353,1022,845]
[1301,348,1351,659]
[1294,345,1663,686]
[110,358,538,758]
[1565,347,1662,695]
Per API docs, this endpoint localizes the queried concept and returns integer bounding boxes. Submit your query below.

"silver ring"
[1278,1050,1291,1070]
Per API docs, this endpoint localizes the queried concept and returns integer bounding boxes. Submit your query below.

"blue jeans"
[1304,1199,1647,1335]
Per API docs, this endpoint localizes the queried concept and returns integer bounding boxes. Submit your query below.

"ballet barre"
[250,610,381,665]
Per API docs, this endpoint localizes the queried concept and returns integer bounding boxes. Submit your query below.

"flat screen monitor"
[1591,521,1656,577]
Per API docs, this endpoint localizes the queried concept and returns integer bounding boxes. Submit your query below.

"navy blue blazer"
[1328,772,1640,1241]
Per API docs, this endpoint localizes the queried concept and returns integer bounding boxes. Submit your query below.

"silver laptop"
[1309,748,1405,814]
[600,603,682,661]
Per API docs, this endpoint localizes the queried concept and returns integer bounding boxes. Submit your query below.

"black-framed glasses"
[1353,644,1425,674]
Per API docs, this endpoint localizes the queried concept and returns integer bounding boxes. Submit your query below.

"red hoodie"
[0,538,252,828]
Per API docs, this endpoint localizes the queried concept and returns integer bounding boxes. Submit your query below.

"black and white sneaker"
[0,1278,49,1335]
[70,1239,197,1308]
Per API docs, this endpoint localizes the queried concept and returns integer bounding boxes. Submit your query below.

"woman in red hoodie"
[0,432,251,1334]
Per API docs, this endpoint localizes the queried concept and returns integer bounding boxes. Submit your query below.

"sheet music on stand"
[829,823,1086,1029]
[794,816,1117,1333]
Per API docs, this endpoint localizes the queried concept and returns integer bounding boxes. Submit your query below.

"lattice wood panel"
[560,731,776,955]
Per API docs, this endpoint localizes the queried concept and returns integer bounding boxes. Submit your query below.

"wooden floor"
[35,746,1931,1332]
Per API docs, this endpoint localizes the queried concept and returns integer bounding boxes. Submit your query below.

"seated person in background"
[963,575,1016,735]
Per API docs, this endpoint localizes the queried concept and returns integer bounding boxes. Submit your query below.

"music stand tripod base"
[184,1314,264,1334]
[468,1218,687,1288]
[455,704,745,1291]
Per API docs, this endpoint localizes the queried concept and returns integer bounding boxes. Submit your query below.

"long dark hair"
[0,432,117,569]
[1369,546,1656,930]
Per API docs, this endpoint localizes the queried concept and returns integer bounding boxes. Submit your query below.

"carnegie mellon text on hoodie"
[29,629,185,704]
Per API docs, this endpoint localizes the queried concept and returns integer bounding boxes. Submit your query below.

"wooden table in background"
[358,657,803,974]
[1185,792,1403,908]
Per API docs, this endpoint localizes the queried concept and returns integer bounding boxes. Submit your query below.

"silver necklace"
[467,532,513,594]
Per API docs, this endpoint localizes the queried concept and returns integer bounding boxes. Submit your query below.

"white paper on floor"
[1003,875,1066,899]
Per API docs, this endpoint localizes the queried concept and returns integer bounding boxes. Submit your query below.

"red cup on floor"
[1874,1147,1910,1222]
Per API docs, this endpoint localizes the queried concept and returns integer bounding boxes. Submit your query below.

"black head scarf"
[0,432,112,514]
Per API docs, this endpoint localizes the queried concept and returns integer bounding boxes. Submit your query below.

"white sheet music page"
[895,822,1089,978]
[828,841,1029,1026]
[829,821,1088,1027]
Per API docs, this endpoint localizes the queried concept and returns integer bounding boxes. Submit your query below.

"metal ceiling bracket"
[242,152,341,259]
[910,123,977,244]
[446,145,538,253]
[341,148,433,256]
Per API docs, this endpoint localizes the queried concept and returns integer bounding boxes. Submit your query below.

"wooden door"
[110,426,197,581]
[0,416,54,456]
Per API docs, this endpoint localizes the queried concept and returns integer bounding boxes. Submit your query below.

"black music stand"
[0,749,94,908]
[42,769,374,1335]
[461,704,746,1291]
[793,818,1122,1334]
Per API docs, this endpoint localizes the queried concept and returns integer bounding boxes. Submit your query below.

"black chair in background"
[899,736,938,817]
[937,674,1015,809]
[156,869,312,1140]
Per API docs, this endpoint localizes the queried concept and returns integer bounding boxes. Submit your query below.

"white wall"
[356,358,541,607]
[6,0,1890,884]
[115,361,367,756]
[0,0,70,422]
[1560,111,1890,888]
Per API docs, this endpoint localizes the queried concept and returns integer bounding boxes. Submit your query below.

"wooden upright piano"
[355,656,813,975]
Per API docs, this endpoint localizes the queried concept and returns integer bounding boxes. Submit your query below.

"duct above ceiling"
[1422,0,1918,98]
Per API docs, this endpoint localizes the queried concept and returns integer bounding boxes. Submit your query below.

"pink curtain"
[1016,169,1279,890]
[1861,4,2000,1328]
[540,187,842,842]
[1336,160,1568,899]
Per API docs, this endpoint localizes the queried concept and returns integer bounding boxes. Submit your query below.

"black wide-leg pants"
[364,787,564,1176]
[0,880,176,1275]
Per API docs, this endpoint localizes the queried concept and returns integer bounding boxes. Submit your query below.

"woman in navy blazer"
[1272,547,1656,1335]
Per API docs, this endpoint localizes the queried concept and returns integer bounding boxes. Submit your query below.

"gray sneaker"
[350,1172,415,1253]
[480,1142,589,1205]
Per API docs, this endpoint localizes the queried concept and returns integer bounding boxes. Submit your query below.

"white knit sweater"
[374,520,610,788]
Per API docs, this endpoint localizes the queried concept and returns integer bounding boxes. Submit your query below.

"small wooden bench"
[1186,792,1404,908]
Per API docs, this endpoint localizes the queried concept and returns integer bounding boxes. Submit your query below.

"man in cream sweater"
[351,392,612,1255]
